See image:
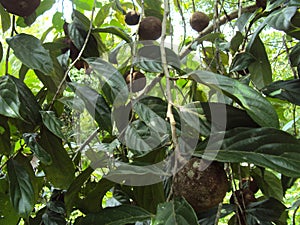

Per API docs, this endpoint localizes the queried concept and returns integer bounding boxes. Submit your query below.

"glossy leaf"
[196,127,300,177]
[68,83,112,133]
[262,79,300,105]
[152,198,198,225]
[23,133,52,165]
[74,205,152,225]
[39,128,75,189]
[7,159,35,218]
[85,57,128,105]
[266,6,298,31]
[6,33,54,74]
[188,71,279,128]
[40,111,65,139]
[229,52,255,72]
[94,3,112,26]
[93,26,132,43]
[247,36,272,89]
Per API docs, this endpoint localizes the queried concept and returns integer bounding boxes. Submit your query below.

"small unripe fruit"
[138,16,162,40]
[190,11,210,32]
[125,10,140,25]
[124,71,146,92]
[0,0,40,17]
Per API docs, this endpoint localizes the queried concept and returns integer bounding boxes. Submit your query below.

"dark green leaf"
[266,6,297,31]
[198,204,235,225]
[0,41,3,62]
[230,31,244,53]
[23,133,52,165]
[0,115,11,155]
[42,209,66,225]
[75,205,152,225]
[65,167,94,215]
[7,159,35,218]
[84,57,128,105]
[0,4,10,32]
[152,198,198,225]
[262,79,300,105]
[0,75,22,118]
[6,33,54,74]
[93,26,132,43]
[76,178,114,213]
[247,36,272,89]
[245,198,286,224]
[133,183,165,213]
[251,168,283,201]
[68,83,112,133]
[195,127,300,177]
[188,71,279,128]
[137,45,181,71]
[39,128,75,189]
[289,42,300,67]
[230,52,256,72]
[40,111,65,139]
[0,193,20,224]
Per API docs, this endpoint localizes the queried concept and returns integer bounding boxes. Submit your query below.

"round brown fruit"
[138,16,162,40]
[256,0,267,9]
[190,11,210,32]
[125,10,140,25]
[173,158,229,213]
[124,71,146,92]
[0,0,40,17]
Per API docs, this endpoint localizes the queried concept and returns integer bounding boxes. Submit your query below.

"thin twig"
[282,35,297,79]
[49,0,97,109]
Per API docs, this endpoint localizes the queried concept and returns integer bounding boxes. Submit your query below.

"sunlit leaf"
[93,26,132,43]
[0,4,10,32]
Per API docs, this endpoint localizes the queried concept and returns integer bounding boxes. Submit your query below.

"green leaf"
[7,159,35,218]
[84,57,128,105]
[188,71,279,128]
[0,75,42,125]
[52,12,64,31]
[195,127,300,177]
[229,52,256,72]
[73,0,94,11]
[0,115,11,155]
[0,4,10,33]
[94,3,112,27]
[245,198,286,224]
[230,31,244,53]
[23,133,52,165]
[6,33,54,74]
[65,167,94,215]
[0,193,20,225]
[266,6,298,31]
[39,128,75,189]
[0,75,22,118]
[75,205,152,225]
[289,42,300,67]
[247,36,272,89]
[262,79,300,105]
[35,0,55,16]
[152,198,198,225]
[40,111,65,139]
[251,169,283,201]
[137,45,181,71]
[93,26,132,43]
[68,83,112,133]
[133,183,165,213]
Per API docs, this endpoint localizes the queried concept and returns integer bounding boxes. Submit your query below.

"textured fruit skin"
[190,11,210,32]
[124,71,146,92]
[125,10,140,25]
[0,0,40,17]
[138,16,162,40]
[173,158,229,213]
